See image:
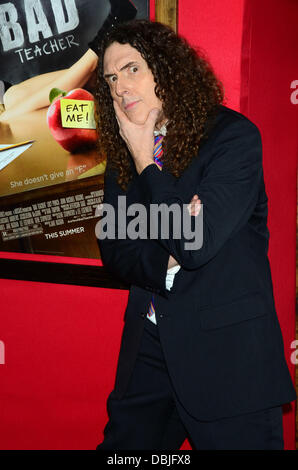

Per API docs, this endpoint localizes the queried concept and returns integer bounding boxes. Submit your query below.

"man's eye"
[108,76,117,83]
[130,66,138,73]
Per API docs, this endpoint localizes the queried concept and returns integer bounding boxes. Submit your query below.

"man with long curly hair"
[94,20,296,450]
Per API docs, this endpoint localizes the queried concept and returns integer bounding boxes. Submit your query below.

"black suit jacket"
[98,105,296,421]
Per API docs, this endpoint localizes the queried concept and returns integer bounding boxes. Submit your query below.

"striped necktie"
[147,134,164,322]
[153,134,164,168]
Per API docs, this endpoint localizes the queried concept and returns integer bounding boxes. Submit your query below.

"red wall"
[240,0,298,449]
[0,0,296,450]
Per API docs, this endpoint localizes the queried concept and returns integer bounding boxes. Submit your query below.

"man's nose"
[115,76,129,96]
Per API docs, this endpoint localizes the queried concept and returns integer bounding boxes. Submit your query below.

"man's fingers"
[113,100,129,125]
[146,108,160,128]
[114,114,123,137]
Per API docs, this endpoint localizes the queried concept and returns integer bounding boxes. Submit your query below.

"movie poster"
[0,0,148,260]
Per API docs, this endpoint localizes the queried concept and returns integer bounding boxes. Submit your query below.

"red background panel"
[0,0,296,449]
[0,279,128,449]
[240,0,298,450]
[178,0,245,111]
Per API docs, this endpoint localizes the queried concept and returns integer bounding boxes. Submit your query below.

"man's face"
[103,42,164,126]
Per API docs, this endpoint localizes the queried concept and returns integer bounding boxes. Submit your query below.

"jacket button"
[141,312,146,318]
[159,314,164,318]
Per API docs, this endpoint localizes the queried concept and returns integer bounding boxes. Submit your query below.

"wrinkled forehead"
[103,42,146,74]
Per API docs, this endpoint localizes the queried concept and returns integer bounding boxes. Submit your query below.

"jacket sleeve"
[97,166,171,295]
[137,118,263,270]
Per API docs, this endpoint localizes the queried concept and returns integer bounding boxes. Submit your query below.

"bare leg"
[0,49,98,121]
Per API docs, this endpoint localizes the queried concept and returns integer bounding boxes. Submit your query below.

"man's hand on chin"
[113,101,162,174]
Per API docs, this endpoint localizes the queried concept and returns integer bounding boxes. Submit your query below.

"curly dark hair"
[95,19,224,191]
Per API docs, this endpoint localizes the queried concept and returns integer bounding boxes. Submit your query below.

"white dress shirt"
[146,264,181,325]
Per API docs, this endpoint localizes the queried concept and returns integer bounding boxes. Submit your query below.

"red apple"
[47,88,98,153]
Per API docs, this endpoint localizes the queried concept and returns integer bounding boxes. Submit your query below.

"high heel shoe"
[88,0,138,55]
